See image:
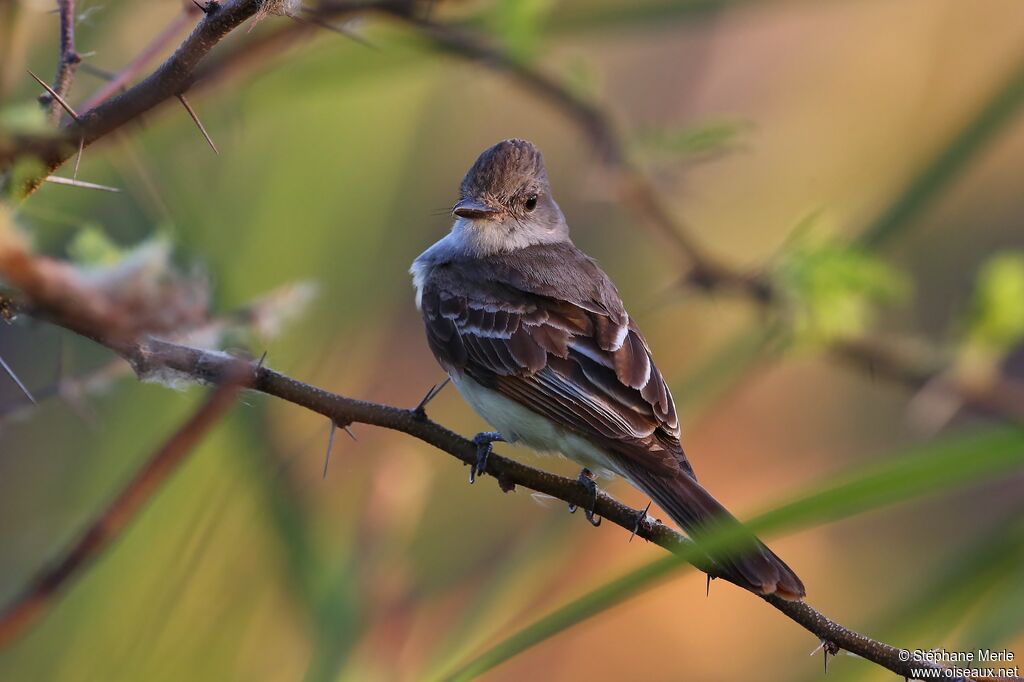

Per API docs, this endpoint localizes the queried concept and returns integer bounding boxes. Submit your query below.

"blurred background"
[1,0,1024,680]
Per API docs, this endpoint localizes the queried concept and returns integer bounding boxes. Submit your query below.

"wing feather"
[420,252,687,478]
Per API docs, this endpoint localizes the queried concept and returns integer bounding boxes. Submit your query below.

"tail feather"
[623,463,805,600]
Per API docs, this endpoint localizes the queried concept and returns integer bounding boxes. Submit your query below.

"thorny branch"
[0,336,954,679]
[0,240,959,681]
[2,0,269,195]
[0,2,1019,679]
[39,0,81,126]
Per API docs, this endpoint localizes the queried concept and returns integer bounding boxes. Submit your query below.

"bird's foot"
[568,468,602,526]
[628,500,652,542]
[469,431,504,484]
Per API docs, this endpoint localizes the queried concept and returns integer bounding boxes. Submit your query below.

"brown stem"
[33,332,955,679]
[373,4,766,296]
[0,240,965,677]
[40,0,80,125]
[78,7,200,113]
[2,0,270,196]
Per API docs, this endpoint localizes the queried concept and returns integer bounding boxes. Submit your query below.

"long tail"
[621,462,805,600]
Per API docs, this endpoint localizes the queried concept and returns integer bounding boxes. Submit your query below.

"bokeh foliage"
[1,1,1023,681]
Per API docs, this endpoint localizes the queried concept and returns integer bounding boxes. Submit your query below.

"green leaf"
[962,252,1024,355]
[563,55,602,102]
[440,427,1024,681]
[858,58,1024,249]
[485,0,555,63]
[0,101,49,135]
[66,224,125,267]
[635,119,752,160]
[774,231,909,345]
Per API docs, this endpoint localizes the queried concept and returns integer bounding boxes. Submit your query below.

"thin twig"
[3,0,271,196]
[293,12,375,49]
[370,5,769,298]
[0,380,240,648]
[349,4,1024,425]
[78,7,200,112]
[41,0,80,125]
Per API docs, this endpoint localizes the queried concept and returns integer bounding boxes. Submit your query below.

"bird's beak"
[452,198,500,220]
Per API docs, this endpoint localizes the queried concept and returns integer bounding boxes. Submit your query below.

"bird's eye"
[524,194,538,211]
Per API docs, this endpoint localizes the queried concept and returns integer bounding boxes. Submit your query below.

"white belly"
[451,373,620,477]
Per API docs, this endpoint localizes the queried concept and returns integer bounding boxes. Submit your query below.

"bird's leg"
[568,468,602,526]
[629,500,652,542]
[469,431,504,484]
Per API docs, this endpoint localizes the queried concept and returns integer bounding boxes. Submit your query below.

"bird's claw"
[568,468,602,526]
[470,432,504,484]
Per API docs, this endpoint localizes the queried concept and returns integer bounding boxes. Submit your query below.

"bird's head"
[451,139,568,253]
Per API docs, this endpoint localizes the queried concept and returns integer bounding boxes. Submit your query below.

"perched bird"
[411,139,804,600]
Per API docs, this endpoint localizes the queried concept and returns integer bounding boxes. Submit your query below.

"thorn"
[176,94,218,155]
[322,419,336,479]
[293,14,376,49]
[706,573,712,597]
[191,0,218,14]
[413,376,450,419]
[810,640,839,674]
[28,70,81,123]
[79,62,117,81]
[629,500,652,542]
[0,354,36,405]
[73,135,84,181]
[255,350,268,370]
[342,424,357,441]
[44,175,120,192]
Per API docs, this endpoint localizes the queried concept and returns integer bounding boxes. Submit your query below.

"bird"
[410,138,804,600]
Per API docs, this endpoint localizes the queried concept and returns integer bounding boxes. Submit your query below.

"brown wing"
[420,261,691,479]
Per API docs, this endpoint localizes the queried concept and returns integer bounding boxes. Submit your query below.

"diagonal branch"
[350,4,1024,428]
[13,331,952,680]
[369,4,770,299]
[0,235,951,677]
[2,0,271,196]
[0,379,240,648]
[78,6,201,113]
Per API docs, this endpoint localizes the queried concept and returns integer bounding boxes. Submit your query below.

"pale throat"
[410,214,567,308]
